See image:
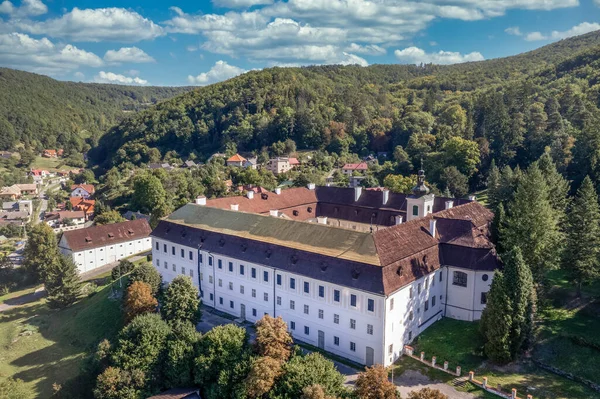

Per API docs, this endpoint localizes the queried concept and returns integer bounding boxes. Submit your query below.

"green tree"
[128,263,162,296]
[111,259,136,281]
[440,166,469,198]
[163,320,202,389]
[95,210,126,225]
[563,176,600,296]
[23,223,61,282]
[161,276,201,324]
[273,353,345,399]
[244,356,283,398]
[45,256,82,309]
[408,388,448,399]
[442,136,480,177]
[500,164,562,281]
[112,313,171,379]
[480,272,512,363]
[383,174,417,194]
[131,174,169,215]
[536,151,570,222]
[194,324,250,399]
[93,367,145,399]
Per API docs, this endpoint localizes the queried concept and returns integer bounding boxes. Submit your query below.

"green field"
[0,278,124,397]
[394,311,599,398]
[30,156,79,172]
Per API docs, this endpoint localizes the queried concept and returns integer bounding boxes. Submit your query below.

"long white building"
[151,173,498,367]
[59,219,152,274]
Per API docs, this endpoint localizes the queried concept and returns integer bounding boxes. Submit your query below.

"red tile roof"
[61,219,151,251]
[342,162,369,171]
[227,154,247,163]
[70,184,95,194]
[288,157,300,165]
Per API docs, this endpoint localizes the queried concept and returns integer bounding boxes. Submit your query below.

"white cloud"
[94,71,148,85]
[505,26,522,36]
[212,0,273,8]
[187,60,246,85]
[74,71,84,80]
[104,47,155,63]
[10,7,165,42]
[524,22,600,42]
[345,43,386,56]
[394,46,484,65]
[0,0,46,17]
[0,32,103,75]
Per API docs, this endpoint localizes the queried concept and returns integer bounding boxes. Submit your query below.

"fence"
[403,345,532,399]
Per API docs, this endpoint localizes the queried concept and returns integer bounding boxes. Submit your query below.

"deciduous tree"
[254,315,293,362]
[408,388,448,399]
[124,281,157,323]
[273,353,345,399]
[161,276,201,324]
[355,364,398,399]
[163,320,202,389]
[128,263,162,295]
[93,367,145,399]
[23,223,60,282]
[244,356,283,398]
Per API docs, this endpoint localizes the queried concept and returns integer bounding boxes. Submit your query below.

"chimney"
[468,195,476,201]
[247,191,254,199]
[230,204,239,211]
[394,215,403,225]
[382,189,389,205]
[307,183,316,190]
[195,196,207,205]
[274,187,282,195]
[429,219,437,238]
[269,210,279,217]
[317,216,328,224]
[354,186,362,201]
[445,200,454,210]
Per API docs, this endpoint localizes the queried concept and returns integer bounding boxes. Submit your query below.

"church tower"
[406,168,435,221]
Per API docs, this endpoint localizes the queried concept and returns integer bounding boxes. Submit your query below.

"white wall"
[443,267,494,321]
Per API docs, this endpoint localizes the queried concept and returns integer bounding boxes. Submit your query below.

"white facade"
[151,236,493,367]
[71,187,92,198]
[59,236,152,274]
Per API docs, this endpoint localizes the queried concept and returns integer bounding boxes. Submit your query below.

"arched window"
[453,271,468,287]
[412,205,419,216]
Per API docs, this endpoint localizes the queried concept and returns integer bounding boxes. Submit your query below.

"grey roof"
[2,202,17,210]
[123,210,151,221]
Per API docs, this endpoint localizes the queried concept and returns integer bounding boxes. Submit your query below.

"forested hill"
[92,30,600,187]
[0,68,192,151]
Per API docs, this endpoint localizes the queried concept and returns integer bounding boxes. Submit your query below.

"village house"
[226,154,247,167]
[152,170,498,367]
[341,162,369,176]
[70,197,96,220]
[43,149,58,158]
[59,219,152,274]
[265,157,299,175]
[45,210,86,232]
[70,184,95,199]
[0,184,38,200]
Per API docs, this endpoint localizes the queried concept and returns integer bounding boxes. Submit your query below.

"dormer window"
[85,237,92,242]
[108,233,114,238]
[307,207,313,213]
[293,210,299,216]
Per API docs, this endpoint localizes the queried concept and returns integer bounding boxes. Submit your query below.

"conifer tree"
[480,272,512,363]
[500,164,562,281]
[45,256,82,309]
[563,176,600,296]
[536,151,570,220]
[486,160,500,210]
[502,248,536,356]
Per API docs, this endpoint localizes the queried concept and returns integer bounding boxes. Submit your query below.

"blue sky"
[0,0,598,86]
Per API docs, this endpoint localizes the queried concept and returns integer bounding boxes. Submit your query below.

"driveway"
[196,306,474,398]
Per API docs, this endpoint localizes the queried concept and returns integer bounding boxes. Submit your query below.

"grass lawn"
[0,280,124,397]
[30,156,79,172]
[395,318,598,399]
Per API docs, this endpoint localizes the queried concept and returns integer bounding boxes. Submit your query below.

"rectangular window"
[334,314,339,324]
[172,264,176,271]
[368,298,374,312]
[252,289,256,298]
[290,300,295,310]
[453,271,468,287]
[303,281,309,294]
[230,300,234,309]
[155,242,159,250]
[251,268,257,278]
[350,294,357,307]
[318,309,324,319]
[425,298,429,311]
[209,275,213,284]
[318,285,325,298]
[228,262,233,272]
[432,296,436,306]
[189,251,193,260]
[210,293,214,301]
[164,261,167,269]
[333,289,340,302]
[481,292,488,304]
[350,319,356,329]
[440,271,443,282]
[181,248,185,258]
[228,282,233,290]
[218,279,222,287]
[390,298,394,310]
[200,254,203,264]
[219,297,223,305]
[240,285,245,294]
[367,324,373,335]
[218,259,222,269]
[304,326,310,335]
[190,269,193,277]
[409,287,414,299]
[290,278,296,289]
[277,274,282,285]
[334,336,340,346]
[388,344,393,355]
[290,321,296,330]
[277,296,282,305]
[163,244,167,253]
[264,292,268,302]
[180,266,185,274]
[208,256,213,266]
[425,278,429,289]
[412,205,418,216]
[304,305,309,314]
[240,264,245,275]
[252,308,257,317]
[350,342,356,352]
[172,246,175,255]
[200,272,203,281]
[418,283,421,294]
[263,271,269,282]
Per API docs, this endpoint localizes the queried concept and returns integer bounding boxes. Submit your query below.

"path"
[197,306,474,398]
